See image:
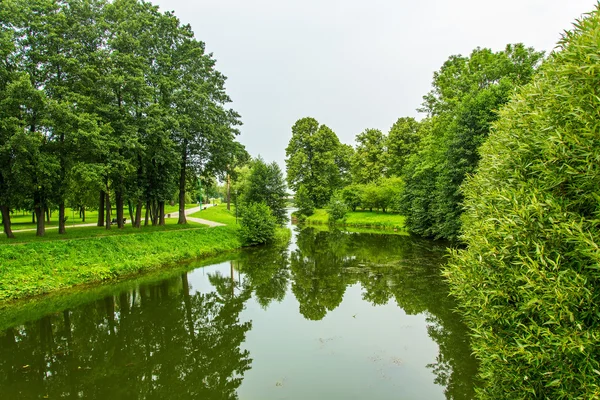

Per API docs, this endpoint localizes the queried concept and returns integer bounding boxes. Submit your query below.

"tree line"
[287,42,544,234]
[0,0,244,238]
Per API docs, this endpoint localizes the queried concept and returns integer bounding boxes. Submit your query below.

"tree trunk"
[105,189,111,230]
[151,201,158,226]
[81,207,85,222]
[35,204,45,237]
[226,172,231,211]
[116,190,124,229]
[178,143,188,224]
[98,190,105,227]
[159,201,165,226]
[45,208,50,223]
[32,212,35,224]
[0,205,14,239]
[128,200,135,226]
[135,201,142,228]
[58,202,66,234]
[144,201,149,226]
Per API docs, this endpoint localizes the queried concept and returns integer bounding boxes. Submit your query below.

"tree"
[402,44,544,240]
[243,157,288,226]
[386,117,420,177]
[285,117,345,208]
[238,202,277,246]
[326,191,347,223]
[350,128,387,184]
[294,184,314,217]
[447,9,600,398]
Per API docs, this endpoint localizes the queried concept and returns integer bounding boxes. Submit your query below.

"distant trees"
[285,117,349,208]
[0,0,241,238]
[447,7,600,397]
[242,157,288,226]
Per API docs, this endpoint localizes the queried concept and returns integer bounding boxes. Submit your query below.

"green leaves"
[446,6,600,398]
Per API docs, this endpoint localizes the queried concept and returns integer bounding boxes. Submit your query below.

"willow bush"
[445,7,600,399]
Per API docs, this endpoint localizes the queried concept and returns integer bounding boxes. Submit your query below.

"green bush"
[238,202,277,246]
[326,192,347,223]
[294,184,314,217]
[446,8,600,399]
[341,185,363,212]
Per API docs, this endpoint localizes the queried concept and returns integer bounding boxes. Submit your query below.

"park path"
[168,204,225,227]
[11,204,224,233]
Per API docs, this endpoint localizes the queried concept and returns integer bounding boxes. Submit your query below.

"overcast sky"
[152,0,595,169]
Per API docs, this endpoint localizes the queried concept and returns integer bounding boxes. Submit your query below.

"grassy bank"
[303,209,406,230]
[0,226,241,301]
[189,204,238,225]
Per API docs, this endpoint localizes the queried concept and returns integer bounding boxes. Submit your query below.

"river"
[0,225,477,399]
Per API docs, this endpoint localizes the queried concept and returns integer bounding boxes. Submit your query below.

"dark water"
[0,227,477,399]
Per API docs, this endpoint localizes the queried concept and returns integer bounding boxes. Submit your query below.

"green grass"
[5,204,197,231]
[304,209,406,230]
[0,218,206,244]
[0,226,242,301]
[189,204,239,226]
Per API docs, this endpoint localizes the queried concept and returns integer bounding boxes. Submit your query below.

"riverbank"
[0,226,242,301]
[0,204,291,302]
[301,209,406,230]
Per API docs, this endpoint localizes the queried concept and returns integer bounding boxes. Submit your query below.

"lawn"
[304,209,406,230]
[0,218,207,244]
[189,204,239,226]
[5,204,198,232]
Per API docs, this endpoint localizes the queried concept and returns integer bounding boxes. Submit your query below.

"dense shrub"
[294,184,314,217]
[238,202,277,246]
[326,192,347,223]
[446,8,600,399]
[340,185,362,212]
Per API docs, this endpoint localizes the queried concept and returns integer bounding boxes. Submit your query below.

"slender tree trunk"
[45,208,50,223]
[81,207,85,222]
[178,143,188,224]
[144,201,149,226]
[159,201,165,226]
[226,172,231,211]
[105,189,111,230]
[116,190,124,229]
[98,190,105,227]
[1,205,14,239]
[35,204,45,237]
[135,201,142,228]
[58,202,66,234]
[151,201,158,226]
[128,200,135,226]
[32,212,35,224]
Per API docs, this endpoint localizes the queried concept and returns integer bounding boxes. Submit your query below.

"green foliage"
[285,117,347,208]
[340,185,363,212]
[294,184,314,217]
[386,117,420,177]
[351,128,387,184]
[243,157,288,225]
[238,202,277,246]
[446,9,600,399]
[326,191,347,223]
[402,44,544,240]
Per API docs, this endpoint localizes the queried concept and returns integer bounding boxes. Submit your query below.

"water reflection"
[0,274,252,399]
[0,227,476,399]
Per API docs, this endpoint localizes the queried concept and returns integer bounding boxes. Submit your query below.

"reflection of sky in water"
[0,228,476,400]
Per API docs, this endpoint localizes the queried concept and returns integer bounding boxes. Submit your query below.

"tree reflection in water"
[0,227,476,399]
[0,274,252,399]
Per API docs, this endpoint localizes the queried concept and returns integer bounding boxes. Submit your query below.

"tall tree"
[386,117,420,177]
[402,44,544,240]
[350,128,387,184]
[285,117,345,208]
[243,157,288,226]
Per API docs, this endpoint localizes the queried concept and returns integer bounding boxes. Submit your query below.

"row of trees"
[0,0,243,238]
[286,44,544,240]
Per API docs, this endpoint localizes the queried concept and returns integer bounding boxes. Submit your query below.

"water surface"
[0,226,477,399]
